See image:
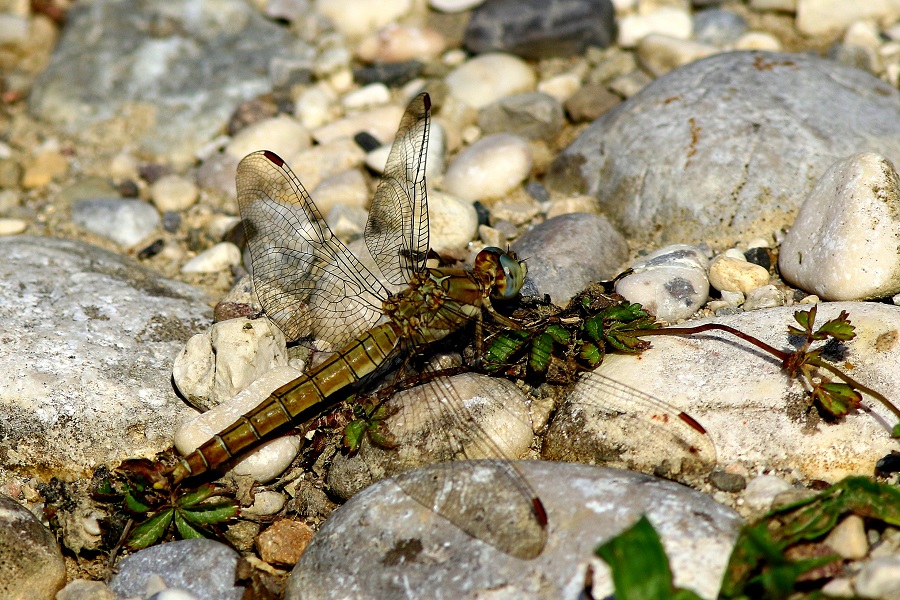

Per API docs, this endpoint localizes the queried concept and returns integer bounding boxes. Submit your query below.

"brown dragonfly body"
[170,245,523,484]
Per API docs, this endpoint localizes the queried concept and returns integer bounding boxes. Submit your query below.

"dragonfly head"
[474,247,527,300]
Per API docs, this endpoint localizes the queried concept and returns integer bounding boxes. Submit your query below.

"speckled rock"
[578,302,900,482]
[0,495,65,600]
[464,0,617,59]
[513,213,629,306]
[289,462,742,600]
[29,0,313,166]
[109,539,244,600]
[545,51,900,247]
[0,237,205,485]
[779,152,900,301]
[477,92,565,140]
[615,244,710,322]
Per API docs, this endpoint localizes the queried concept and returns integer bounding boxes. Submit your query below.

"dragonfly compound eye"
[475,247,526,300]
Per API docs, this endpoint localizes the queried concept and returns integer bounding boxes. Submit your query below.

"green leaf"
[124,490,153,514]
[793,307,815,332]
[177,483,217,508]
[892,423,900,438]
[128,508,174,549]
[180,500,239,525]
[579,342,603,367]
[174,510,207,540]
[814,311,856,341]
[583,314,603,342]
[814,382,862,417]
[343,420,366,452]
[529,332,554,373]
[546,324,570,345]
[596,516,698,600]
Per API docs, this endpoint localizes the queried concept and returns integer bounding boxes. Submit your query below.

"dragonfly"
[166,92,715,559]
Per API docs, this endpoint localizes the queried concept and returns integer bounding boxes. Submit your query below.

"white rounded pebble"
[445,53,536,109]
[636,34,718,76]
[295,86,339,130]
[734,31,782,51]
[0,218,27,235]
[616,244,710,322]
[743,474,792,512]
[109,152,140,181]
[357,24,446,63]
[340,83,391,110]
[181,242,242,274]
[742,284,785,311]
[225,115,311,161]
[618,6,693,48]
[427,191,479,252]
[311,169,369,215]
[312,105,405,145]
[429,0,484,11]
[150,174,199,212]
[856,556,900,599]
[779,153,900,301]
[824,515,868,560]
[708,255,769,294]
[443,134,531,201]
[315,0,411,38]
[749,0,796,12]
[537,73,583,103]
[796,0,900,37]
[243,490,288,516]
[175,366,306,483]
[286,139,367,191]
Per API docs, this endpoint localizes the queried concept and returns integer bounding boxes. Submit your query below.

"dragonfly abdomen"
[171,322,402,483]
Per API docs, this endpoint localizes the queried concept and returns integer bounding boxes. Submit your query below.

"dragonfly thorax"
[382,268,485,346]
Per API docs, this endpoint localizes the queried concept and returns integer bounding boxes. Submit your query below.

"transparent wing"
[236,150,388,348]
[365,92,431,286]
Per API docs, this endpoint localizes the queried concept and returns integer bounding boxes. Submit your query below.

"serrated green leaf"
[177,483,217,508]
[583,315,603,342]
[180,500,238,525]
[174,510,207,540]
[814,382,862,417]
[529,332,554,373]
[124,490,153,514]
[794,306,815,331]
[343,420,366,452]
[546,324,570,345]
[579,342,603,367]
[815,312,856,341]
[128,508,174,549]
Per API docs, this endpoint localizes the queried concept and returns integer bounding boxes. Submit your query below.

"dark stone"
[478,92,565,141]
[564,83,621,123]
[353,61,424,87]
[464,0,617,60]
[354,131,382,153]
[744,246,771,271]
[709,470,747,492]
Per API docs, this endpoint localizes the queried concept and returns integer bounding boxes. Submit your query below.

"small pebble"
[564,83,621,122]
[326,204,368,242]
[429,0,485,12]
[855,556,900,599]
[708,254,770,294]
[150,174,199,212]
[294,86,339,130]
[244,491,288,516]
[0,218,27,235]
[743,474,792,512]
[693,8,748,46]
[537,73,583,103]
[477,92,564,141]
[315,0,412,38]
[71,198,161,247]
[427,191,479,252]
[796,0,900,36]
[22,150,68,189]
[312,105,405,146]
[445,53,536,109]
[225,115,311,162]
[311,169,369,216]
[637,34,718,76]
[733,31,782,51]
[443,133,532,201]
[742,284,785,310]
[743,246,771,270]
[356,24,445,63]
[341,83,391,110]
[616,244,710,322]
[618,6,693,48]
[56,579,116,600]
[255,519,314,566]
[181,242,242,274]
[708,470,747,493]
[824,515,868,560]
[0,157,22,187]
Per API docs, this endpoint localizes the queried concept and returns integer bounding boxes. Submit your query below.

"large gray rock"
[0,496,65,600]
[28,0,313,166]
[0,237,207,486]
[288,461,742,600]
[545,51,900,246]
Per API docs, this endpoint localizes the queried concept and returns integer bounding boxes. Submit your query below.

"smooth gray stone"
[545,51,900,247]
